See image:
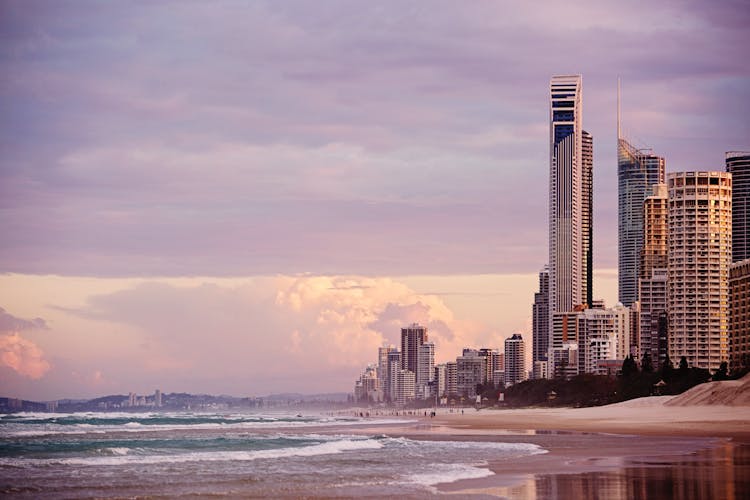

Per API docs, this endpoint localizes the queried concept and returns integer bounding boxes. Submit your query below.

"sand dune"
[666,373,750,406]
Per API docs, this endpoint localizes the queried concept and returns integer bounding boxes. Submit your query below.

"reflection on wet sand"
[535,441,749,500]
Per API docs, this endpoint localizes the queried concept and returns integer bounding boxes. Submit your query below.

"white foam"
[387,437,548,456]
[408,463,495,487]
[102,447,131,456]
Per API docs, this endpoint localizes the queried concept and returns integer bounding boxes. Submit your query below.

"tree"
[641,352,653,373]
[621,355,638,378]
[661,354,673,380]
[713,361,729,381]
[679,356,689,371]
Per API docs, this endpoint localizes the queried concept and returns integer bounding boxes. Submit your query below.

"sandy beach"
[347,396,750,497]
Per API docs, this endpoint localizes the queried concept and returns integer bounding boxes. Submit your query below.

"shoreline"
[344,403,750,496]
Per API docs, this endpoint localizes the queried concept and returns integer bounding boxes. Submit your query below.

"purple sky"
[0,1,748,399]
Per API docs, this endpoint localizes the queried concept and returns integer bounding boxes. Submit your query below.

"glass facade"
[726,151,750,262]
[618,138,665,307]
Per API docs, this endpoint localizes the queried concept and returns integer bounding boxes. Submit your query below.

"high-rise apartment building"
[446,361,457,397]
[640,268,668,367]
[456,349,486,399]
[729,259,750,373]
[386,350,401,403]
[504,334,527,386]
[434,363,447,399]
[617,85,666,307]
[577,304,630,375]
[667,171,731,371]
[549,75,591,330]
[395,370,415,406]
[726,151,750,262]
[377,345,397,400]
[400,323,427,374]
[639,183,669,368]
[416,342,435,399]
[640,184,669,279]
[532,265,550,367]
[582,130,594,307]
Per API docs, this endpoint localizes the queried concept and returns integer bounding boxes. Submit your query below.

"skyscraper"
[668,171,731,371]
[532,265,549,374]
[549,75,591,332]
[504,334,526,386]
[400,323,427,374]
[639,183,669,367]
[726,151,750,262]
[617,83,666,307]
[416,342,435,399]
[582,130,594,307]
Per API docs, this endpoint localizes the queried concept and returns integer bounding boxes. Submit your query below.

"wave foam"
[408,463,494,487]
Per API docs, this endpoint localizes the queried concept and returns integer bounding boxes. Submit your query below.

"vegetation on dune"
[501,356,737,408]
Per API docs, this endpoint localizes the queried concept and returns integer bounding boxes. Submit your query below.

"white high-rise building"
[434,363,447,399]
[504,334,527,386]
[549,75,591,350]
[668,171,731,371]
[416,342,435,399]
[578,304,630,375]
[396,370,415,406]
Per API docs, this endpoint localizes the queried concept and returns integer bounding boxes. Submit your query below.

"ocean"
[0,410,546,498]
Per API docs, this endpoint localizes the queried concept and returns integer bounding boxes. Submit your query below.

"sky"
[0,0,748,400]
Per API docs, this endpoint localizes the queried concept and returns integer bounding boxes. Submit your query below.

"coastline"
[345,402,750,497]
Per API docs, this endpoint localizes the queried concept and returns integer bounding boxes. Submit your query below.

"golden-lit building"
[667,171,731,372]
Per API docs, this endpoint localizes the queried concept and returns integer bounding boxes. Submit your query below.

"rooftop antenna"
[617,77,621,141]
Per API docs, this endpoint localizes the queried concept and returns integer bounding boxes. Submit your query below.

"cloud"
[0,333,51,379]
[0,1,747,277]
[0,307,48,332]
[54,275,494,394]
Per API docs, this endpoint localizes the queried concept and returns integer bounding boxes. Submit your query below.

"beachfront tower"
[400,323,427,374]
[667,171,731,372]
[549,75,592,344]
[504,333,527,387]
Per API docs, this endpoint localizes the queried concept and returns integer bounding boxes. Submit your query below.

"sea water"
[0,411,546,497]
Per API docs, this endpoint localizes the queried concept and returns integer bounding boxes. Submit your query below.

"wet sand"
[347,402,750,498]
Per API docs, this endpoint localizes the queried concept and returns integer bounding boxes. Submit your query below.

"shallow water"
[0,411,546,498]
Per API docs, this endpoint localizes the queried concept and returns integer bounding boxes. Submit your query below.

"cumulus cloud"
[60,275,494,393]
[0,333,51,379]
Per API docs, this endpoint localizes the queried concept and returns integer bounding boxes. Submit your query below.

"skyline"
[1,1,749,399]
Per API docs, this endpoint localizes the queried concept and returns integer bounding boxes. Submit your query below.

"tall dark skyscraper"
[727,151,750,262]
[532,265,550,365]
[617,82,665,307]
[549,75,591,328]
[400,323,427,374]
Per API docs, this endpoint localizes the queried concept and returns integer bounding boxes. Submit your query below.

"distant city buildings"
[352,76,748,408]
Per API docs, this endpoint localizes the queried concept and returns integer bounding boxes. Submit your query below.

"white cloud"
[0,333,51,380]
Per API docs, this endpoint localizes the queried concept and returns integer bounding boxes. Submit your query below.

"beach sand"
[347,399,750,498]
